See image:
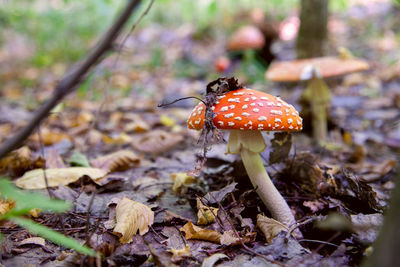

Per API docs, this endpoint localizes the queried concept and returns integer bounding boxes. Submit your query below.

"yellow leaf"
[180,222,221,243]
[15,167,107,189]
[29,208,41,218]
[91,150,140,172]
[196,198,218,225]
[31,129,71,146]
[171,173,196,194]
[113,197,154,244]
[160,115,176,127]
[256,214,288,243]
[102,133,132,145]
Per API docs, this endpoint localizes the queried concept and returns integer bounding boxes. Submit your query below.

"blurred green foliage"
[0,178,95,256]
[0,0,120,67]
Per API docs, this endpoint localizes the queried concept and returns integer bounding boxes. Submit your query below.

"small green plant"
[0,178,96,256]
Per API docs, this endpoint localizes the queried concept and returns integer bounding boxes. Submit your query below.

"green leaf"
[0,178,70,214]
[69,151,91,167]
[10,217,96,256]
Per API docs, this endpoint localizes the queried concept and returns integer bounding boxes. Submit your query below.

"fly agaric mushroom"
[266,55,369,144]
[187,88,303,231]
[227,25,265,51]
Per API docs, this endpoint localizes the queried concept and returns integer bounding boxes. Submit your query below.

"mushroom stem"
[227,130,299,232]
[240,148,296,227]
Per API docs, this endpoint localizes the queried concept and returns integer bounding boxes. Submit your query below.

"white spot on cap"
[275,118,282,123]
[251,96,257,100]
[258,124,264,128]
[242,104,248,109]
[216,101,220,104]
[289,125,294,129]
[250,103,256,106]
[229,105,235,109]
[297,119,302,125]
[217,95,226,99]
[242,112,250,117]
[218,121,224,126]
[228,122,235,126]
[211,106,215,110]
[189,121,194,127]
[233,92,245,96]
[220,106,229,112]
[258,116,267,121]
[234,117,242,121]
[195,119,201,125]
[261,97,269,100]
[267,102,275,106]
[248,121,253,125]
[224,113,234,118]
[253,108,260,113]
[270,110,283,115]
[288,118,293,124]
[258,103,264,107]
[268,123,271,127]
[228,98,240,103]
[240,127,244,130]
[244,98,250,102]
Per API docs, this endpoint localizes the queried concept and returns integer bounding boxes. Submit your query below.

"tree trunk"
[296,0,329,59]
[363,168,400,266]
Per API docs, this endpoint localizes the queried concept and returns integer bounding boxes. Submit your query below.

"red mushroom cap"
[187,88,302,132]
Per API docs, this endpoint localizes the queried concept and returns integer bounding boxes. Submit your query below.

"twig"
[37,125,52,198]
[85,191,97,245]
[285,215,326,240]
[298,239,339,248]
[0,0,142,159]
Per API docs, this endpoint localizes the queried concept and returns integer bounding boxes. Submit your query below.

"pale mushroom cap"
[266,56,370,82]
[227,25,265,51]
[187,88,302,132]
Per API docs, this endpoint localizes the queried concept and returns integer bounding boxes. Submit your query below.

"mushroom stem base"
[240,148,297,228]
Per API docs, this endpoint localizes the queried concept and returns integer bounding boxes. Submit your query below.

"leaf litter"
[0,2,400,266]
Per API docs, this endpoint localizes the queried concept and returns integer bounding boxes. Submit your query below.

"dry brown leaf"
[180,221,221,243]
[171,172,196,194]
[257,214,288,243]
[18,237,46,247]
[31,129,71,146]
[91,150,140,172]
[113,197,154,244]
[0,146,44,176]
[15,167,107,189]
[131,130,183,154]
[45,147,66,169]
[0,199,16,216]
[219,230,240,246]
[29,208,41,218]
[197,198,219,225]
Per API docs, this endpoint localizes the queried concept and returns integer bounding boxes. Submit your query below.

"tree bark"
[363,167,400,266]
[296,0,329,59]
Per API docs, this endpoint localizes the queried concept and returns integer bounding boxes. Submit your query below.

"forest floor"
[0,1,399,266]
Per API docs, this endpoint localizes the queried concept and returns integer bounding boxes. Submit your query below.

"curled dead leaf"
[257,214,288,243]
[0,146,44,176]
[113,197,154,244]
[15,167,107,189]
[197,198,218,225]
[132,130,183,154]
[171,172,196,194]
[91,150,140,172]
[168,245,191,261]
[18,237,46,247]
[180,222,221,244]
[0,199,16,216]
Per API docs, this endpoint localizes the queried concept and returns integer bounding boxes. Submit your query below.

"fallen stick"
[0,0,142,159]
